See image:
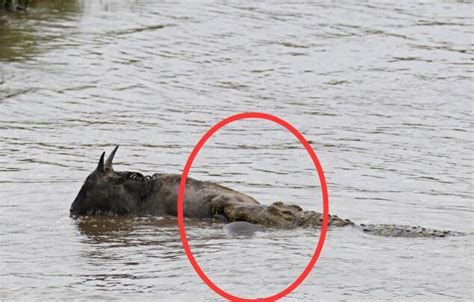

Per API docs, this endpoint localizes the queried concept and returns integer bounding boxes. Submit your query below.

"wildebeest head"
[70,146,148,216]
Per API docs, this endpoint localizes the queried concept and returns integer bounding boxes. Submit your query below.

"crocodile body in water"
[70,146,461,238]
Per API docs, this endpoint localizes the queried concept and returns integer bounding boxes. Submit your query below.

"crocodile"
[70,146,461,238]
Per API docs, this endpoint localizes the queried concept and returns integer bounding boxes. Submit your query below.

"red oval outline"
[177,112,329,301]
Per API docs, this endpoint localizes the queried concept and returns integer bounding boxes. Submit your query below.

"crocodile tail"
[358,224,462,238]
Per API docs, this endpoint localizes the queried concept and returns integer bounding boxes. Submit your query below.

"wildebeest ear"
[96,152,105,174]
[105,145,119,172]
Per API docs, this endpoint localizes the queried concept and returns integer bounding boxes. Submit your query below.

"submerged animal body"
[70,146,258,218]
[70,147,461,238]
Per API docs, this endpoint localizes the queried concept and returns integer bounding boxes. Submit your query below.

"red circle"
[177,112,329,301]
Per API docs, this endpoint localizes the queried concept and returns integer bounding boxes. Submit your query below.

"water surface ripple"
[0,1,472,301]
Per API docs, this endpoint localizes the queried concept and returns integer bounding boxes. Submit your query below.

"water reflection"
[74,215,225,244]
[75,216,140,242]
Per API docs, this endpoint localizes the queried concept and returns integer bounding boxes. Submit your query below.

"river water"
[0,1,472,301]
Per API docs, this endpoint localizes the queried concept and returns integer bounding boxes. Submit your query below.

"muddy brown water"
[0,1,473,301]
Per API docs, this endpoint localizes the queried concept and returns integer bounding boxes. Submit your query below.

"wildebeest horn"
[105,145,119,172]
[96,152,105,173]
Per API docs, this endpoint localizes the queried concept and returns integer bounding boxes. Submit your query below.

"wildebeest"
[70,146,260,218]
